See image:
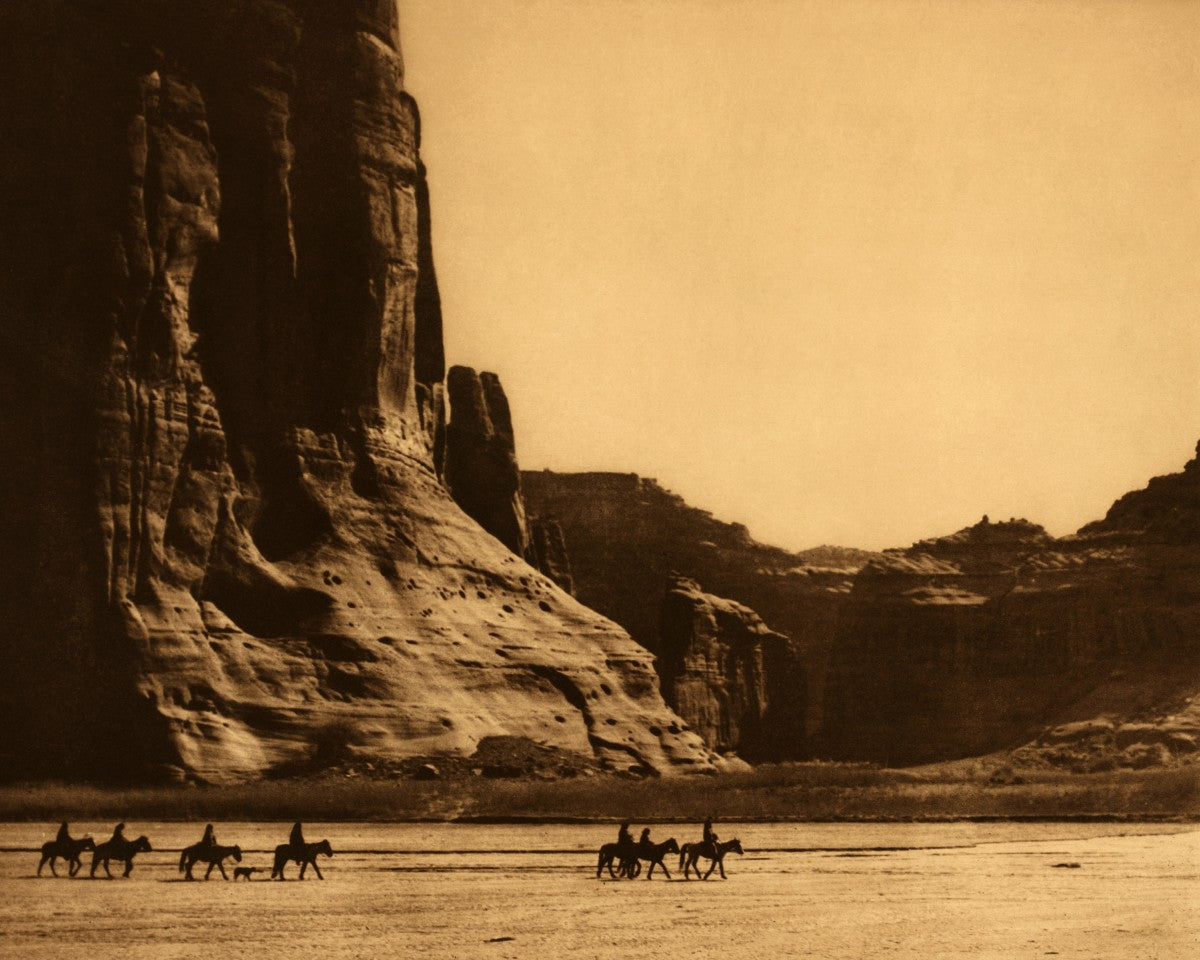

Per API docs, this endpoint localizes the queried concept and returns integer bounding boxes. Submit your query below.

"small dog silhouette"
[233,866,260,881]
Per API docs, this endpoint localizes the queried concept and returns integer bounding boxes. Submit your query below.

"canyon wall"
[525,457,1200,769]
[0,0,717,782]
[522,471,875,756]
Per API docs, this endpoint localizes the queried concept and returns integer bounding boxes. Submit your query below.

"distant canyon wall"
[524,453,1200,767]
[0,0,717,782]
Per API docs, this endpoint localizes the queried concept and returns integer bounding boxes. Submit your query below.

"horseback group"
[596,818,743,881]
[38,821,332,881]
[39,821,152,879]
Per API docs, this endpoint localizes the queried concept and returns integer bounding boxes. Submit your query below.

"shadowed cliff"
[0,0,718,782]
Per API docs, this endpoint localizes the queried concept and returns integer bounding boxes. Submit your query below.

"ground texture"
[1,822,1197,959]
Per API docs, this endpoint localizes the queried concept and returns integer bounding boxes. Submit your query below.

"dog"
[233,866,261,881]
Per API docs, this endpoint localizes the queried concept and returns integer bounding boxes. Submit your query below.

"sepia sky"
[399,0,1200,552]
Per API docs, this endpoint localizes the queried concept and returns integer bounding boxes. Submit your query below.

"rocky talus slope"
[0,0,717,782]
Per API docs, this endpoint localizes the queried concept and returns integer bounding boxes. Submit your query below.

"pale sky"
[399,0,1200,552]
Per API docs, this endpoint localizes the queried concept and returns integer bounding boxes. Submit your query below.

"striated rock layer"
[0,0,716,782]
[659,576,792,760]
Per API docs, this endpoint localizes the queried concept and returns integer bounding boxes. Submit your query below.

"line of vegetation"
[2,763,1199,823]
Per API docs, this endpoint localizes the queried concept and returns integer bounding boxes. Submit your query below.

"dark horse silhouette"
[38,836,95,877]
[679,837,744,879]
[271,839,332,880]
[178,843,243,881]
[90,835,152,879]
[596,840,640,879]
[598,837,678,880]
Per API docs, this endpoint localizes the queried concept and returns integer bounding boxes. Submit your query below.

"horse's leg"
[311,860,324,880]
[123,858,134,878]
[217,861,229,880]
[102,858,114,879]
[299,859,307,880]
[702,859,715,880]
[658,859,671,880]
[204,861,215,880]
[718,859,727,879]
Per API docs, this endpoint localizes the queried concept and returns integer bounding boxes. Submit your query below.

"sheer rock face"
[658,577,792,759]
[527,519,577,596]
[0,0,716,782]
[444,367,529,557]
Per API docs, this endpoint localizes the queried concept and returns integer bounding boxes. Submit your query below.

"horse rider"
[616,822,633,848]
[198,823,218,850]
[289,821,306,850]
[55,821,72,845]
[108,822,127,844]
[638,827,652,849]
[704,817,719,850]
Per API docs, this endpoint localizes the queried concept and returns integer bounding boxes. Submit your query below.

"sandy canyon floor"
[0,822,1197,959]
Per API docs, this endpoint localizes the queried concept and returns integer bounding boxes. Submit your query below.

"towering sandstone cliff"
[0,0,716,782]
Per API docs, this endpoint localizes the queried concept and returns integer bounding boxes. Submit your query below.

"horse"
[37,836,95,877]
[625,838,679,880]
[89,835,152,879]
[178,843,243,881]
[679,837,744,879]
[271,839,332,880]
[596,841,641,879]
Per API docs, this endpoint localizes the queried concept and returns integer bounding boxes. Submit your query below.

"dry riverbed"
[0,822,1196,959]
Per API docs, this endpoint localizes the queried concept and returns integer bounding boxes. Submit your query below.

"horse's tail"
[678,844,688,871]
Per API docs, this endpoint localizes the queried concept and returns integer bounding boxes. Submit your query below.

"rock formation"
[525,457,1200,770]
[444,366,529,556]
[822,452,1200,766]
[527,519,576,596]
[522,471,875,752]
[659,576,794,760]
[0,0,718,782]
